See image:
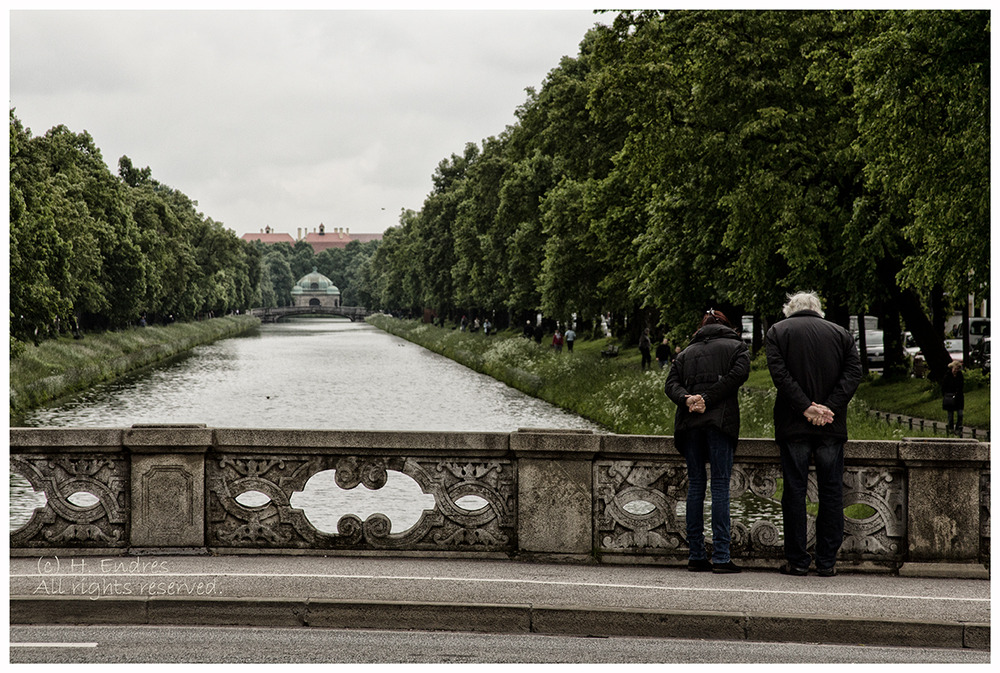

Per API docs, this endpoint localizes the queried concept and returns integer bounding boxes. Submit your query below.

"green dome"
[291,268,340,295]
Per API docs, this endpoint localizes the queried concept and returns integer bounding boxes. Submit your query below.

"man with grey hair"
[765,291,862,577]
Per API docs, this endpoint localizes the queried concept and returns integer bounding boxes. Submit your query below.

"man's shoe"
[779,563,809,576]
[687,559,712,572]
[712,561,741,574]
[815,566,837,577]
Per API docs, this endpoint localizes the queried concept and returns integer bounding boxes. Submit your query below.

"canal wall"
[10,426,990,578]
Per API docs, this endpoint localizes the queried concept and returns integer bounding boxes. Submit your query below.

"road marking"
[11,642,98,648]
[10,571,989,603]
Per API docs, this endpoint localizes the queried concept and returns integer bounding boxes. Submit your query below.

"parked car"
[741,315,753,346]
[944,337,965,361]
[856,330,884,370]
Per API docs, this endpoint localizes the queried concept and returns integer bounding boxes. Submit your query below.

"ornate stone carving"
[595,460,687,553]
[594,460,906,563]
[9,455,128,548]
[206,453,515,551]
[730,462,785,558]
[840,466,906,560]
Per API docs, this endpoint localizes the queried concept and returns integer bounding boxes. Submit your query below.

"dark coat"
[941,370,965,410]
[765,310,862,443]
[664,324,750,441]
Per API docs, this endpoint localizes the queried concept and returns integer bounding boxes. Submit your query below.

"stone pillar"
[512,430,600,560]
[899,438,990,578]
[125,425,212,550]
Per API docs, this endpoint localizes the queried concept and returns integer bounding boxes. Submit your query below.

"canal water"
[11,318,782,537]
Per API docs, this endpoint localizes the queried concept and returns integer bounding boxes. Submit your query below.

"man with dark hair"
[766,291,862,577]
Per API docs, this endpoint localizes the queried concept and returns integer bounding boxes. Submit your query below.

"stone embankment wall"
[10,426,990,578]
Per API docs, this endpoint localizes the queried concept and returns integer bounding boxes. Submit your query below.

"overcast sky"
[9,8,614,238]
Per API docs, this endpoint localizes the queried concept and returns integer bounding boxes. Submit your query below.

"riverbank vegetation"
[9,315,259,421]
[361,11,988,384]
[368,315,980,440]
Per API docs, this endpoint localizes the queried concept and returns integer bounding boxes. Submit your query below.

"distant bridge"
[250,305,372,323]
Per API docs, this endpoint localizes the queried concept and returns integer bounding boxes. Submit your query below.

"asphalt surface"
[9,554,990,650]
[10,624,992,664]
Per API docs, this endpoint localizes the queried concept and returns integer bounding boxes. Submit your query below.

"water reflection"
[15,320,605,432]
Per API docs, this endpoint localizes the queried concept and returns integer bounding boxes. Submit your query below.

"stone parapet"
[9,427,991,576]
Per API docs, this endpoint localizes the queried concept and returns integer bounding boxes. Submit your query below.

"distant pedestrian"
[639,328,652,370]
[665,309,750,574]
[552,329,564,353]
[656,337,671,369]
[484,319,493,336]
[941,360,965,434]
[524,320,533,339]
[766,291,862,578]
[564,327,576,352]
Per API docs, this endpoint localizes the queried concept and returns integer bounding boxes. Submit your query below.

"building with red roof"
[241,224,382,253]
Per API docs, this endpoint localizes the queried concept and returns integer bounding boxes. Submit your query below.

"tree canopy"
[365,10,989,380]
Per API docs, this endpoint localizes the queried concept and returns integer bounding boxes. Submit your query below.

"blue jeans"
[678,426,735,564]
[779,437,845,570]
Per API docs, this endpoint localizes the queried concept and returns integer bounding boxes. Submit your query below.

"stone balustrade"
[9,426,990,577]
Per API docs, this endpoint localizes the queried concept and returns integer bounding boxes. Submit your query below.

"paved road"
[9,625,991,664]
[10,554,989,653]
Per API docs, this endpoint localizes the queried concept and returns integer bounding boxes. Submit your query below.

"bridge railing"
[9,426,990,576]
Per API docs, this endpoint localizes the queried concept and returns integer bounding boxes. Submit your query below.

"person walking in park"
[941,360,965,434]
[665,309,750,574]
[656,336,672,369]
[639,328,653,370]
[564,326,576,353]
[552,328,564,353]
[765,291,862,578]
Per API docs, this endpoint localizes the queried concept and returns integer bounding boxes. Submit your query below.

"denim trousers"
[947,409,964,428]
[779,437,845,570]
[678,426,736,564]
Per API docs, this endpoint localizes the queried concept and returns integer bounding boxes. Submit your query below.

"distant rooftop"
[242,225,382,253]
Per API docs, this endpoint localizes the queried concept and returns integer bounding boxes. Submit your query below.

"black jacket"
[765,310,862,442]
[664,324,750,441]
[941,370,965,410]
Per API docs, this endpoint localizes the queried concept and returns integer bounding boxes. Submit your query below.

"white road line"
[9,572,989,603]
[10,642,98,648]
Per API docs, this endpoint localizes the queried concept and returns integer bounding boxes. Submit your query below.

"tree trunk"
[962,299,971,365]
[856,314,869,377]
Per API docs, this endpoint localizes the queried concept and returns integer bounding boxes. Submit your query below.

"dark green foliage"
[10,113,258,351]
[364,11,988,378]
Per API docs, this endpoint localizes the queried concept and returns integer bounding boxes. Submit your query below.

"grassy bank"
[9,315,260,420]
[367,315,958,440]
[853,371,989,430]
